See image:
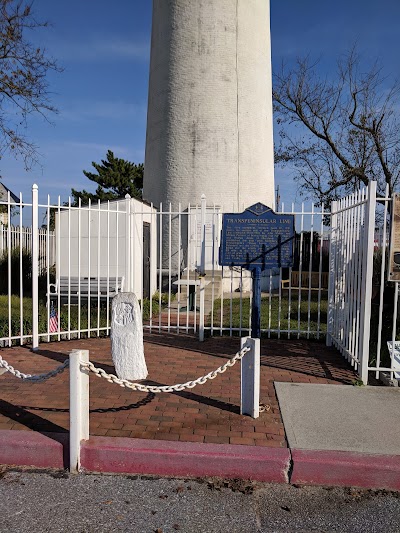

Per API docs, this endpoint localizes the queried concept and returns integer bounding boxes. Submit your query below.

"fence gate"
[326,182,377,383]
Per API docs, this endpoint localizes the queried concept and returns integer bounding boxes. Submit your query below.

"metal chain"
[0,355,69,382]
[82,345,251,393]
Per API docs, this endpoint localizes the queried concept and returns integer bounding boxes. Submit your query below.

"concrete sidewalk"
[0,334,399,490]
[275,383,400,489]
[275,383,400,455]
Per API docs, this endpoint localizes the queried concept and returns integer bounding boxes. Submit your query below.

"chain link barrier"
[1,346,272,413]
[0,354,69,382]
[82,345,251,393]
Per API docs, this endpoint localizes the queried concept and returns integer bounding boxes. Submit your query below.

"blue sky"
[2,0,400,207]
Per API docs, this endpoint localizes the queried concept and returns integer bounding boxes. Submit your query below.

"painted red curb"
[0,430,67,469]
[81,437,291,482]
[291,449,400,491]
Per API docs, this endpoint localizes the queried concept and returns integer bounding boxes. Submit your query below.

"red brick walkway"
[0,333,357,448]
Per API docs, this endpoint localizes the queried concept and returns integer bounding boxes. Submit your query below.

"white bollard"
[69,349,89,473]
[240,337,260,418]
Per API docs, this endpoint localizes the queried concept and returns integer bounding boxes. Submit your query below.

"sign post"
[251,267,262,338]
[219,202,295,417]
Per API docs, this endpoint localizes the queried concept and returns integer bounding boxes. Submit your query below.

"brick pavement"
[0,333,357,447]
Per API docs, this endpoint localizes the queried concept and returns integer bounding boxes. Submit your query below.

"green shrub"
[0,248,32,295]
[142,298,160,320]
[152,291,175,305]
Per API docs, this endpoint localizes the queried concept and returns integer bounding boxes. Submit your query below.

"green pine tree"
[71,150,143,205]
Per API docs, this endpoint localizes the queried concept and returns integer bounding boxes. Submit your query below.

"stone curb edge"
[290,448,400,491]
[0,430,68,470]
[1,430,399,491]
[80,436,290,483]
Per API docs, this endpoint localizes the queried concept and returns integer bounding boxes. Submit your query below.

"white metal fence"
[326,182,376,383]
[0,184,331,348]
[0,186,151,347]
[326,182,400,384]
[367,186,400,383]
[0,224,55,273]
[152,197,331,340]
[1,182,399,385]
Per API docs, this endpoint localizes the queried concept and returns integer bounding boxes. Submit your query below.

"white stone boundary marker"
[240,337,260,418]
[111,292,148,381]
[70,349,89,474]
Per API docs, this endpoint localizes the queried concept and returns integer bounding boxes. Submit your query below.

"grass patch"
[0,295,162,342]
[209,291,328,337]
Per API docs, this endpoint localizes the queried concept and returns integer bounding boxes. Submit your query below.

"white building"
[0,182,19,225]
[55,197,157,300]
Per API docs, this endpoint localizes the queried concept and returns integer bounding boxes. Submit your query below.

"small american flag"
[49,304,59,333]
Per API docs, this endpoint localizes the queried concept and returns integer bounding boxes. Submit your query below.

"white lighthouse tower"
[143,0,275,213]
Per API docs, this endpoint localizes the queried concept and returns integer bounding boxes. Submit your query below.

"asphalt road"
[0,469,399,532]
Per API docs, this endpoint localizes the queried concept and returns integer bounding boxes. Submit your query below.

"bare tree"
[273,48,400,207]
[0,0,61,168]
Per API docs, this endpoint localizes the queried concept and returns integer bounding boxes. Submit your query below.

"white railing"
[367,186,400,383]
[326,182,400,384]
[0,224,55,273]
[148,199,331,340]
[0,184,332,348]
[326,183,376,383]
[0,186,158,348]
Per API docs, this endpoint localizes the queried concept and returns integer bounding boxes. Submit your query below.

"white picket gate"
[326,182,400,384]
[326,182,376,383]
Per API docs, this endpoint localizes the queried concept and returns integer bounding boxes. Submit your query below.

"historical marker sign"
[389,193,400,282]
[219,203,295,339]
[219,203,295,270]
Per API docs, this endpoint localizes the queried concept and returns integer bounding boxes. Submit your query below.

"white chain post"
[240,337,260,418]
[32,184,39,350]
[70,349,89,474]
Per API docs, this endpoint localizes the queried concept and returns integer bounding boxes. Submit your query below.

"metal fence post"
[199,194,206,342]
[240,337,260,418]
[125,194,131,293]
[359,181,377,384]
[69,349,89,473]
[32,184,39,350]
[326,201,337,347]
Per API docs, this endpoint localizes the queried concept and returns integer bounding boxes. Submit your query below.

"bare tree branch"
[0,0,62,169]
[273,47,400,205]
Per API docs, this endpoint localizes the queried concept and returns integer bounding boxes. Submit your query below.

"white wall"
[55,198,157,299]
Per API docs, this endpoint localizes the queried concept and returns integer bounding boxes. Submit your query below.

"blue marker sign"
[219,203,295,339]
[219,203,295,270]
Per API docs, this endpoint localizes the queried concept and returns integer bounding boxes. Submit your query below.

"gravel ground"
[0,469,399,532]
